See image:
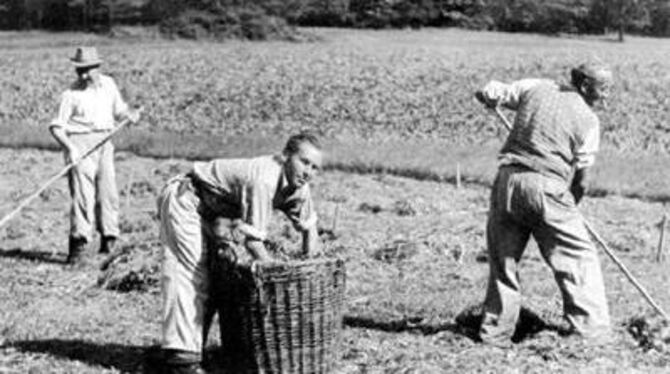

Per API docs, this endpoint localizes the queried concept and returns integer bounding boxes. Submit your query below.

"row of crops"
[0,29,668,152]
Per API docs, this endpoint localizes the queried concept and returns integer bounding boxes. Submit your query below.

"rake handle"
[0,116,134,229]
[585,222,670,321]
[493,106,513,131]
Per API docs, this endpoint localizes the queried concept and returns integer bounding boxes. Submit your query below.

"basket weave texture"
[214,256,346,374]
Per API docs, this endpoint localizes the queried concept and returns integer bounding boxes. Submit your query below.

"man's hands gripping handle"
[475,90,499,110]
[122,105,143,126]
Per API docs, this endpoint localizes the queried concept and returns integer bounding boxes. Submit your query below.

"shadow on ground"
[343,314,459,335]
[12,339,145,373]
[0,247,65,264]
[344,305,569,343]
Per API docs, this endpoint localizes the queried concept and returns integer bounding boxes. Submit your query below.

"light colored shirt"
[50,74,129,133]
[481,79,600,179]
[191,155,317,240]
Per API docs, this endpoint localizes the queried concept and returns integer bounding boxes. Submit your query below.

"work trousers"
[157,176,210,354]
[157,176,234,355]
[479,165,610,343]
[67,132,119,242]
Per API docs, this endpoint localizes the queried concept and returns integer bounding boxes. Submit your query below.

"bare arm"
[475,79,549,111]
[49,126,80,163]
[49,92,81,162]
[245,239,273,262]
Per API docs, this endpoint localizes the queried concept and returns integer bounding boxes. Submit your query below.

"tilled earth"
[1,147,669,373]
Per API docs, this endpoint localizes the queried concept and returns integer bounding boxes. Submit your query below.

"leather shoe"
[66,236,89,266]
[99,236,118,254]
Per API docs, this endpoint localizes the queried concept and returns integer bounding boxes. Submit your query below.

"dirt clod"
[97,241,161,293]
[373,240,421,263]
[625,314,670,352]
[392,199,418,216]
[358,202,383,214]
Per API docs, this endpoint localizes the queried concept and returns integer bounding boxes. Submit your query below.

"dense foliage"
[292,0,670,36]
[2,0,670,38]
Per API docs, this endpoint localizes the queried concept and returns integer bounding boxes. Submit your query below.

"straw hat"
[70,47,103,68]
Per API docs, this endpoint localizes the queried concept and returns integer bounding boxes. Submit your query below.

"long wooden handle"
[585,221,670,321]
[493,106,512,131]
[0,116,134,229]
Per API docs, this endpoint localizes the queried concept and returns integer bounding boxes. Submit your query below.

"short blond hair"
[283,131,321,156]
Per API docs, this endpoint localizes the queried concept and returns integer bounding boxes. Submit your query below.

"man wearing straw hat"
[473,62,614,347]
[49,46,139,266]
[150,131,323,373]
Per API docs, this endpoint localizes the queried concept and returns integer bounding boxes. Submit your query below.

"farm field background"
[1,28,670,373]
[0,28,669,201]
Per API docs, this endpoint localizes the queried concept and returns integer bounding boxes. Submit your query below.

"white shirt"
[191,155,317,240]
[50,74,129,133]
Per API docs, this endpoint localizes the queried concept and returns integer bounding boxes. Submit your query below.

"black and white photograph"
[1,1,669,373]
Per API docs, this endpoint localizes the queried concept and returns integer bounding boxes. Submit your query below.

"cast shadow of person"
[0,247,64,264]
[343,304,568,343]
[11,339,145,373]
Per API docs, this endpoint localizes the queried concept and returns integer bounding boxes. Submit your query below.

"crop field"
[1,28,669,201]
[1,28,670,373]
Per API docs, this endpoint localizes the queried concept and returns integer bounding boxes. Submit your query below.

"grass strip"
[1,125,669,204]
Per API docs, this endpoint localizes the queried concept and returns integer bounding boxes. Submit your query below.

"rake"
[0,108,142,230]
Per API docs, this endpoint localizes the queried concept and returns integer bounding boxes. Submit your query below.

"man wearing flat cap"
[473,62,614,347]
[49,46,140,266]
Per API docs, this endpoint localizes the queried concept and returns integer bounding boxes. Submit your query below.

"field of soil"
[1,147,669,373]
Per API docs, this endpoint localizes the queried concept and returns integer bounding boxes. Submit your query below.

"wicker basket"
[213,256,346,374]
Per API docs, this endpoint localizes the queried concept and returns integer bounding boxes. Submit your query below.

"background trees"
[1,0,670,39]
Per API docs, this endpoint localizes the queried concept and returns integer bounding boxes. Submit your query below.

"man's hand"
[66,145,81,164]
[475,90,498,109]
[124,106,143,125]
[211,217,235,243]
[302,225,323,257]
[570,168,590,205]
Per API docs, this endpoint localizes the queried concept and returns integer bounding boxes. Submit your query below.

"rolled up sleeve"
[574,120,600,169]
[110,79,129,119]
[50,92,74,131]
[481,79,547,110]
[241,183,272,241]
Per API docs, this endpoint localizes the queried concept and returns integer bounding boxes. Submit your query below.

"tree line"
[1,0,669,40]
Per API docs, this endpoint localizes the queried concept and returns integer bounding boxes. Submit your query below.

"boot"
[99,235,118,254]
[66,236,89,266]
[146,349,205,374]
[164,363,207,374]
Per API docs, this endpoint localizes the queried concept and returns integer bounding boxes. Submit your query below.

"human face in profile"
[284,142,323,189]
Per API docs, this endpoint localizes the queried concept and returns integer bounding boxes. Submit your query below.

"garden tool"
[0,106,143,230]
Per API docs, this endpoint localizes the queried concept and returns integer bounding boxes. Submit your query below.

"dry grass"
[2,28,670,373]
[2,148,670,373]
